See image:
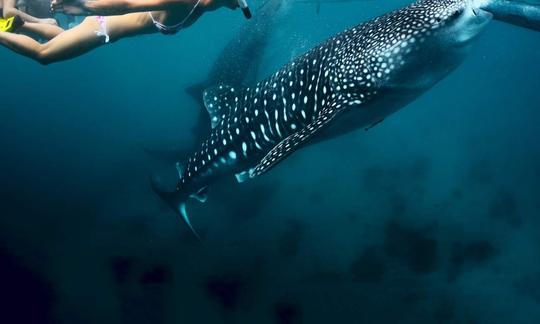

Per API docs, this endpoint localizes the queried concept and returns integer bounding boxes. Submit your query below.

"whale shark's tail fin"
[151,165,206,240]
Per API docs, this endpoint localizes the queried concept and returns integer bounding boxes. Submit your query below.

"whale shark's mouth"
[450,6,492,45]
[472,7,492,20]
[470,7,493,30]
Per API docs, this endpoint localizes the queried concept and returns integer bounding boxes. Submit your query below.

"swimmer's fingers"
[219,0,239,10]
[51,0,65,13]
[51,0,69,13]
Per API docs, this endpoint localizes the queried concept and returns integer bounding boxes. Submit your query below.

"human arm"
[3,0,58,24]
[51,0,237,16]
[483,0,540,32]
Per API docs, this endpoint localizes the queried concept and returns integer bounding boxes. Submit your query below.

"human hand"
[203,0,240,11]
[39,18,59,26]
[220,0,251,19]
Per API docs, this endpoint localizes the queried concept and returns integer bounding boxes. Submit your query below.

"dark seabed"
[1,0,540,323]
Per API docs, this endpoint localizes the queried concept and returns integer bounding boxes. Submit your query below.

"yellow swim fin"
[0,16,24,33]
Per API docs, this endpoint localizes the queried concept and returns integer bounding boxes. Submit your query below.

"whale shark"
[152,0,539,236]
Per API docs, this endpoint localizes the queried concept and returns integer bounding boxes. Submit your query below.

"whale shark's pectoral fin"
[250,102,345,178]
[203,84,238,128]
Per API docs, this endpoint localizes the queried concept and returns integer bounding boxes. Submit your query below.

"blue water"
[1,1,540,323]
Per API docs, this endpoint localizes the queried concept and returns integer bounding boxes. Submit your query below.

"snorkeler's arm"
[52,0,219,16]
[91,0,205,14]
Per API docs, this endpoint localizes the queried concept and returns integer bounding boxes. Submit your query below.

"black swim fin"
[0,16,24,33]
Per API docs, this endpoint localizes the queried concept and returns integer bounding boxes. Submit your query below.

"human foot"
[51,0,93,16]
[0,16,24,33]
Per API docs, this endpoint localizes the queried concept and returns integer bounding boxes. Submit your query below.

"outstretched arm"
[483,0,540,32]
[52,0,237,16]
[3,0,58,25]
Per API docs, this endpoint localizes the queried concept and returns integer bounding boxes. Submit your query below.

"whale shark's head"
[359,0,493,91]
[427,0,493,48]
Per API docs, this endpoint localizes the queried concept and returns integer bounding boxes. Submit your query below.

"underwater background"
[1,0,540,323]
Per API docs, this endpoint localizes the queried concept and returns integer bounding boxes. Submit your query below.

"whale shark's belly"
[310,86,423,144]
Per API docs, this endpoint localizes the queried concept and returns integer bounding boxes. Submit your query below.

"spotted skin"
[154,0,499,224]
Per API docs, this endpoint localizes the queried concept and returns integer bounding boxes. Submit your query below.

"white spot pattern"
[175,0,470,189]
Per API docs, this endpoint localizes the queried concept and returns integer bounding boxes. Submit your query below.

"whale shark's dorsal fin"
[250,100,350,178]
[203,85,237,129]
[175,162,184,178]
